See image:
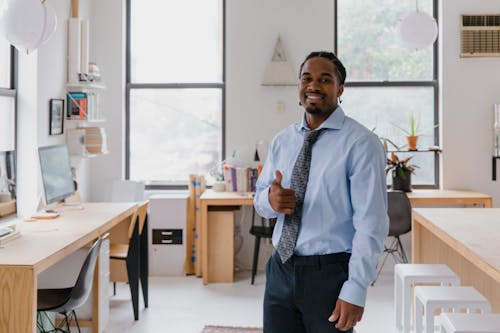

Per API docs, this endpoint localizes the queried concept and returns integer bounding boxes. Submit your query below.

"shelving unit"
[66,81,105,122]
[66,127,108,158]
[67,82,106,90]
[387,148,442,153]
[387,148,442,189]
[65,81,108,157]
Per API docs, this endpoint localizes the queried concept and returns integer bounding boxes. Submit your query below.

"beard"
[305,103,337,115]
[304,102,322,114]
[305,106,320,114]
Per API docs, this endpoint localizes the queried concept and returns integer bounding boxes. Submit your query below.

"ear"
[338,84,344,97]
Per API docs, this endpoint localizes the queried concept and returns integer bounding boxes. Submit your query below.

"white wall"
[17,52,40,217]
[226,0,334,164]
[88,0,126,202]
[440,0,500,202]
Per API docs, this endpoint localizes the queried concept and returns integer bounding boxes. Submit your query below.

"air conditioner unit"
[461,14,500,57]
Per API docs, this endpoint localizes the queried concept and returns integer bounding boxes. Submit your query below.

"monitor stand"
[36,193,84,213]
[63,192,84,210]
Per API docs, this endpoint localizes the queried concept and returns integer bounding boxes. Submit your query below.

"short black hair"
[299,51,346,84]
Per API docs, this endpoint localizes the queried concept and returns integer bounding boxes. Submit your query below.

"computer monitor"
[0,150,15,199]
[38,144,75,205]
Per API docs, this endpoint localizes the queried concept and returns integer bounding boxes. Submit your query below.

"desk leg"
[484,198,492,208]
[201,202,208,285]
[92,255,101,333]
[411,217,422,264]
[0,267,36,333]
[140,217,149,308]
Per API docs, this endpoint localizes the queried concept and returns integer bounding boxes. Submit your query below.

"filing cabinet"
[149,193,188,276]
[152,228,183,245]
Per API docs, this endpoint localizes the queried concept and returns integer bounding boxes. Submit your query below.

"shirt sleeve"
[338,133,389,307]
[253,137,279,219]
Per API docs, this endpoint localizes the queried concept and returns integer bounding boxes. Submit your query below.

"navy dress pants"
[263,251,353,333]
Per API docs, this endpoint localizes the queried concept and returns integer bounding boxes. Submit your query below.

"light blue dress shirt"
[254,106,389,307]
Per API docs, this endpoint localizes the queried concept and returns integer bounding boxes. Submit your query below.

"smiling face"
[299,56,344,125]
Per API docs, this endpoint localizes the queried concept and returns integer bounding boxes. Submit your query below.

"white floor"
[106,260,399,333]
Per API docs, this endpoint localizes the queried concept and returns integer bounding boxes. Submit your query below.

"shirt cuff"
[338,279,367,307]
[254,186,277,218]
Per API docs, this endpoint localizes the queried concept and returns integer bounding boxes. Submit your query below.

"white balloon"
[399,11,438,51]
[0,0,45,52]
[41,2,57,44]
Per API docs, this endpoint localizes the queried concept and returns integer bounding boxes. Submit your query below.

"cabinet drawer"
[152,229,183,245]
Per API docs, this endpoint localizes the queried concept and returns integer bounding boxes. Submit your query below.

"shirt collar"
[297,106,346,131]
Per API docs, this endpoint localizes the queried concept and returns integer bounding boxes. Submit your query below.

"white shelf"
[66,118,106,123]
[80,150,109,158]
[67,82,106,90]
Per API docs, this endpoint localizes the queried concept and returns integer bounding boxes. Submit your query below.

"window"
[336,0,438,187]
[0,40,16,152]
[0,40,16,199]
[126,0,224,187]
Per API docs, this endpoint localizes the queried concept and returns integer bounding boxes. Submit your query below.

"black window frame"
[0,46,17,97]
[0,46,17,143]
[125,0,226,190]
[334,0,440,189]
[0,45,17,199]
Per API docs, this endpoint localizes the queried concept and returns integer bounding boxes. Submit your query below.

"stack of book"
[222,165,260,192]
[67,92,87,120]
[0,225,21,245]
[67,92,101,121]
[84,127,108,154]
[66,127,108,156]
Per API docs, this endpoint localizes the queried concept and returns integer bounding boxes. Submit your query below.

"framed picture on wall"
[49,99,64,135]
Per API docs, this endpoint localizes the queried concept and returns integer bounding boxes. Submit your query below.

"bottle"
[494,104,500,157]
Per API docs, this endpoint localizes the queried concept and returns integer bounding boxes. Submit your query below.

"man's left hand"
[328,299,364,331]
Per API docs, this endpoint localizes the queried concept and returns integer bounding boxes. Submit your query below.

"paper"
[31,211,60,220]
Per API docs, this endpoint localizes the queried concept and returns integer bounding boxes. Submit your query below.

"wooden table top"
[0,202,136,272]
[407,189,492,200]
[413,208,500,281]
[200,190,254,205]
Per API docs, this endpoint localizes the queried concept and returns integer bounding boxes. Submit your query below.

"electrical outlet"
[277,100,285,113]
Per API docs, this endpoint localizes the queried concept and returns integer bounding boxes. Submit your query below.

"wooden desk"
[407,189,492,207]
[0,202,137,333]
[412,208,500,312]
[200,190,254,285]
[198,189,492,285]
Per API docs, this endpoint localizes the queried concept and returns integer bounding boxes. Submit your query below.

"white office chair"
[108,179,145,202]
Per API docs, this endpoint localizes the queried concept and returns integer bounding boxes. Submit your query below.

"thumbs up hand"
[269,170,295,215]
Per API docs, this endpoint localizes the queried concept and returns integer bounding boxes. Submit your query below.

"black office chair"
[372,190,412,285]
[110,201,149,321]
[249,208,276,285]
[37,238,102,333]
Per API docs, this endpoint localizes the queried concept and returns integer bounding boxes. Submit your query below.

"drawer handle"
[161,240,173,244]
[161,231,173,236]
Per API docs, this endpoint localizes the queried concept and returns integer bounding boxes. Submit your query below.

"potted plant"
[386,152,418,192]
[393,114,438,151]
[371,127,400,152]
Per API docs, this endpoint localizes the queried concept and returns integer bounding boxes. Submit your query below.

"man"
[253,51,389,333]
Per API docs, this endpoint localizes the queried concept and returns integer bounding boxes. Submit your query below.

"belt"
[275,251,351,267]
